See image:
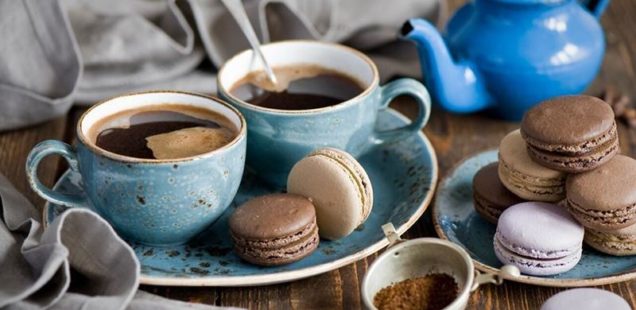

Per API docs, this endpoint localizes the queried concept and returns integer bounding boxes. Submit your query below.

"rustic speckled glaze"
[217,41,431,186]
[45,109,438,286]
[28,91,247,246]
[434,150,636,287]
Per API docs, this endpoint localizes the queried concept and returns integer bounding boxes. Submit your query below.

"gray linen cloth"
[0,0,443,130]
[0,173,237,309]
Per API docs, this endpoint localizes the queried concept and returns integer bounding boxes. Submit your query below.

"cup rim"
[217,40,380,116]
[76,90,247,164]
[362,237,475,309]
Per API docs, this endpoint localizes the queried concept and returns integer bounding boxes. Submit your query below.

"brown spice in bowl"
[373,273,459,310]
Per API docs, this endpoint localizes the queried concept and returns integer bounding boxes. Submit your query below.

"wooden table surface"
[4,0,636,308]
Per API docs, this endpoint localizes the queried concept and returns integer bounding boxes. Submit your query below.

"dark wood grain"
[3,0,635,308]
[0,116,67,207]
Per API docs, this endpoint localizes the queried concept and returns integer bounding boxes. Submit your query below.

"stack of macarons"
[471,95,636,275]
[229,147,374,266]
[520,96,636,257]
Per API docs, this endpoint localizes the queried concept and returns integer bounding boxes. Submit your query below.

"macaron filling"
[311,153,370,223]
[566,199,636,229]
[234,231,319,263]
[498,159,565,187]
[521,123,617,155]
[584,228,636,255]
[494,237,582,273]
[495,230,579,260]
[473,195,506,219]
[231,221,318,249]
[526,137,619,171]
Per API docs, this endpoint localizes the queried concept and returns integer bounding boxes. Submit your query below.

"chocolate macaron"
[585,224,636,256]
[498,130,566,202]
[473,162,525,224]
[521,95,618,173]
[229,193,319,266]
[566,155,636,231]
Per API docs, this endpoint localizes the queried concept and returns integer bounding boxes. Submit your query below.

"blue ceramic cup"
[26,91,247,246]
[217,41,431,186]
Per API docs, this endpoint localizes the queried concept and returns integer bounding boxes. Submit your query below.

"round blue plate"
[45,109,438,286]
[433,150,636,287]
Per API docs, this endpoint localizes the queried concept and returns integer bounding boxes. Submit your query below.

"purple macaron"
[494,202,584,276]
[541,288,630,310]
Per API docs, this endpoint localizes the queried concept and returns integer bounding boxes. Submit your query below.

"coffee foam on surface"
[238,65,352,93]
[89,105,237,141]
[146,126,235,159]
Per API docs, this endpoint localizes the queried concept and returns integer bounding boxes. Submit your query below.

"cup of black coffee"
[217,41,431,186]
[26,91,247,245]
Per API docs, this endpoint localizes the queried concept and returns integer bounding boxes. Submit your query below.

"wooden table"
[4,0,636,308]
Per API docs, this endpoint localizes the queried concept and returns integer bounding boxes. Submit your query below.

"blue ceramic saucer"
[433,150,636,287]
[45,109,438,286]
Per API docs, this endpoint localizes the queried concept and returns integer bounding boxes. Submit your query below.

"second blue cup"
[217,41,432,186]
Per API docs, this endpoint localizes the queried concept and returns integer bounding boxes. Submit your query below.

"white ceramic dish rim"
[432,149,636,288]
[44,109,439,287]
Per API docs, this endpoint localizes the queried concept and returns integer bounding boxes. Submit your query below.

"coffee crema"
[90,104,237,160]
[229,65,365,110]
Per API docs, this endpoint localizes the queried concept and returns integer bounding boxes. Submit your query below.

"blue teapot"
[402,0,610,120]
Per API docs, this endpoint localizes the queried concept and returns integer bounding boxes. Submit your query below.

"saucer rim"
[44,108,439,287]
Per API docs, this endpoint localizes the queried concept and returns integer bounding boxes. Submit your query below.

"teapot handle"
[581,0,610,18]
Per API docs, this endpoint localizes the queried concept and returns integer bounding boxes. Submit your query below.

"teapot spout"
[401,18,493,114]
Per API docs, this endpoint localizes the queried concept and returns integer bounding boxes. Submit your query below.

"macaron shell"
[499,130,565,181]
[229,194,316,240]
[288,148,372,240]
[540,288,631,310]
[472,162,524,224]
[308,148,373,221]
[233,226,319,266]
[494,235,581,276]
[584,224,636,256]
[229,194,320,266]
[498,130,566,201]
[567,155,636,214]
[498,160,565,202]
[521,95,615,148]
[497,202,584,256]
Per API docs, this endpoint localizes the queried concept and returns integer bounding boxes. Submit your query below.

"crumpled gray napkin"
[0,173,239,310]
[0,0,443,131]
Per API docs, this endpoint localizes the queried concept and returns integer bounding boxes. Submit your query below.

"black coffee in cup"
[91,104,238,159]
[230,65,365,110]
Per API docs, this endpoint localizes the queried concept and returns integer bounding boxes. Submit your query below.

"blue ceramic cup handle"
[26,140,84,208]
[372,78,431,144]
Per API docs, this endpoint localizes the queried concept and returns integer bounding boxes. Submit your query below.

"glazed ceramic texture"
[403,0,609,120]
[45,110,438,286]
[434,150,636,287]
[73,140,245,246]
[218,41,431,186]
[27,92,247,246]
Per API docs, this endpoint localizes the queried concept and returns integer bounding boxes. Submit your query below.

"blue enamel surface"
[435,150,636,282]
[46,110,437,284]
[403,0,606,120]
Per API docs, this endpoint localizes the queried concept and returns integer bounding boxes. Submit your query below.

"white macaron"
[287,148,373,240]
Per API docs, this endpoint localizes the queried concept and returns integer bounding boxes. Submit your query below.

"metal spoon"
[221,0,279,87]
